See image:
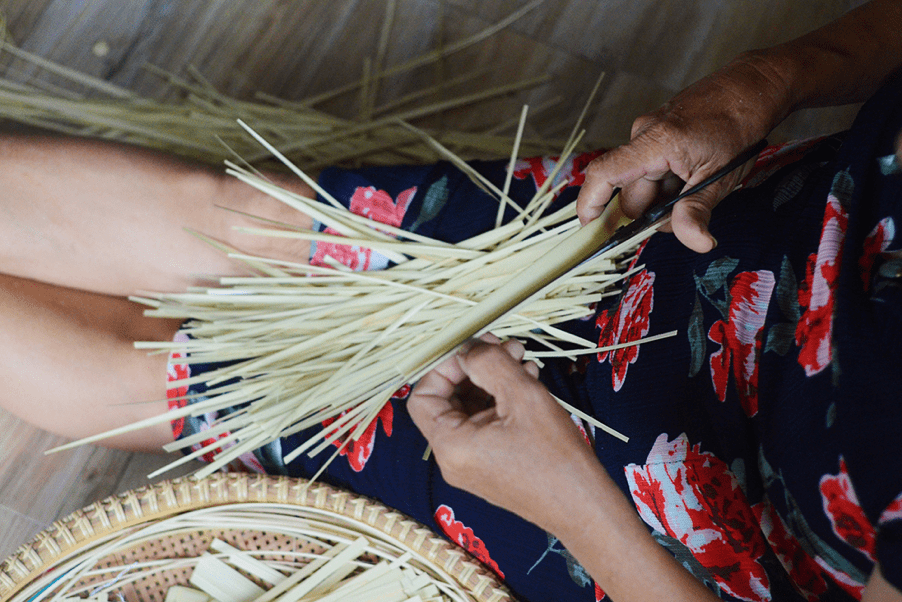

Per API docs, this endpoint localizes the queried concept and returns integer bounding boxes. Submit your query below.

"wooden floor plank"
[0,409,197,561]
[0,506,44,563]
[114,451,204,495]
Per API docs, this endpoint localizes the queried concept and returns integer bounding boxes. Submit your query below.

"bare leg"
[0,132,319,451]
[0,132,315,297]
[0,272,182,451]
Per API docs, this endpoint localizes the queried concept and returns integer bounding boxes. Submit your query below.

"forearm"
[741,0,902,116]
[541,461,720,602]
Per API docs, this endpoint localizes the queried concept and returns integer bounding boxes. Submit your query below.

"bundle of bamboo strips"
[0,1,571,170]
[2,6,674,476]
[49,111,674,478]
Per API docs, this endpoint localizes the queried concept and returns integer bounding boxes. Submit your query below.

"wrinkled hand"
[577,54,792,252]
[408,338,602,533]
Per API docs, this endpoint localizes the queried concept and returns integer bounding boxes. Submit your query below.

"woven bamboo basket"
[0,474,512,602]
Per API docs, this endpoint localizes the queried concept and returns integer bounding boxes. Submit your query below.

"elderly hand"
[577,53,791,252]
[407,338,601,533]
[408,339,729,602]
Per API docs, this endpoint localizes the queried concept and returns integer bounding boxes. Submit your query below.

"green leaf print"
[410,175,449,232]
[693,256,740,319]
[688,293,706,377]
[765,256,800,356]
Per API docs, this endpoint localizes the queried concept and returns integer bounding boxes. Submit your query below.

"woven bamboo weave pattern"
[0,473,511,602]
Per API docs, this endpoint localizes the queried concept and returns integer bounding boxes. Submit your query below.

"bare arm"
[409,341,720,602]
[772,0,902,110]
[577,0,902,253]
[408,340,902,601]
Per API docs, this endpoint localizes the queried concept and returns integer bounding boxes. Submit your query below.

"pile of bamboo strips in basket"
[13,505,489,602]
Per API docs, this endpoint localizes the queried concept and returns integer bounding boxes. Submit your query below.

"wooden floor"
[0,0,866,561]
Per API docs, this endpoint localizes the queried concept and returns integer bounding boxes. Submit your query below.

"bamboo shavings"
[0,2,568,170]
[9,503,483,602]
[47,115,675,477]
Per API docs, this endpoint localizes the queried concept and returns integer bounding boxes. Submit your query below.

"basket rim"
[0,473,511,602]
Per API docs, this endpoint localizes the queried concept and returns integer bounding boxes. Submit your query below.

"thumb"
[669,182,725,253]
[457,343,539,416]
[407,365,466,444]
[670,152,758,253]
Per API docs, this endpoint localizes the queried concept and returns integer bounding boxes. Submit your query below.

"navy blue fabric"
[174,76,902,602]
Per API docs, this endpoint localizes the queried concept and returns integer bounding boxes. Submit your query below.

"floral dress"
[170,75,902,601]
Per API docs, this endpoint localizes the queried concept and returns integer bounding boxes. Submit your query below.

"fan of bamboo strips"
[0,474,513,602]
[48,113,674,479]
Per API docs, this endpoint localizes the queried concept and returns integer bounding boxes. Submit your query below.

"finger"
[895,129,902,169]
[669,172,740,253]
[577,147,647,225]
[429,352,467,387]
[457,343,540,407]
[577,143,672,225]
[524,361,540,379]
[407,391,468,445]
[619,177,663,219]
[500,338,526,361]
[409,364,471,442]
[669,153,758,253]
[410,366,457,404]
[630,113,656,139]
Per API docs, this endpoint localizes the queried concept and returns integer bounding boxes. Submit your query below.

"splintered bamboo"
[4,6,676,476]
[46,115,674,478]
[8,501,493,602]
[0,1,568,170]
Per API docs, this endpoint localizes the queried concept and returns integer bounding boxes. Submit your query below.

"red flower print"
[390,383,412,400]
[166,332,192,439]
[820,457,876,563]
[754,499,828,601]
[880,492,902,524]
[626,239,650,271]
[512,150,604,200]
[625,433,771,602]
[197,431,231,464]
[349,185,417,226]
[813,557,866,600]
[594,582,606,600]
[796,195,848,376]
[707,270,775,417]
[322,400,393,472]
[596,269,655,392]
[740,138,824,189]
[859,217,895,290]
[569,414,595,447]
[311,186,416,271]
[434,504,504,578]
[197,428,264,472]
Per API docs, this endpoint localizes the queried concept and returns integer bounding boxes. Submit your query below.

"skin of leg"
[0,131,315,297]
[0,132,319,452]
[0,272,181,451]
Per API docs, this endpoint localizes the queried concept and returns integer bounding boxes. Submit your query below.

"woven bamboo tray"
[0,473,512,602]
